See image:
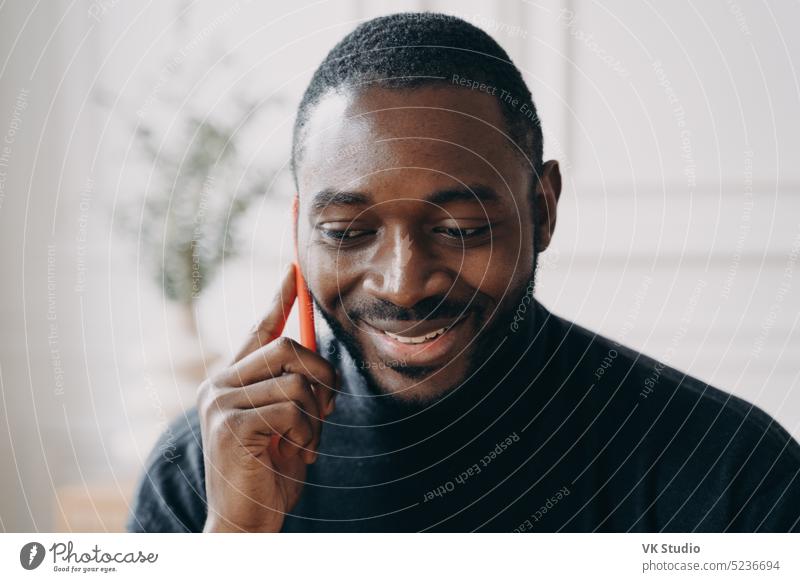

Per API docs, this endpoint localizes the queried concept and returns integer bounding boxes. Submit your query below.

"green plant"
[132,108,275,309]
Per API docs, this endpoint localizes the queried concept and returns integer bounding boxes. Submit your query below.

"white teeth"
[384,326,448,344]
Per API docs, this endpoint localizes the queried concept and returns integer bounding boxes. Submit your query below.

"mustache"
[345,295,480,322]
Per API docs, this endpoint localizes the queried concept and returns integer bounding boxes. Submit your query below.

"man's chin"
[311,288,533,405]
[359,359,472,405]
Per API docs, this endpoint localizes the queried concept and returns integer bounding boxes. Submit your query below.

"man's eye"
[434,225,491,239]
[320,228,371,241]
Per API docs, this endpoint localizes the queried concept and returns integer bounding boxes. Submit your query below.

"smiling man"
[128,12,800,533]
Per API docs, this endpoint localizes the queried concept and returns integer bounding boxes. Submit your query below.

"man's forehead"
[298,85,526,194]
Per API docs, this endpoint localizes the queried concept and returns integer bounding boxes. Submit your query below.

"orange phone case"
[271,196,319,456]
[266,197,321,458]
[292,196,317,352]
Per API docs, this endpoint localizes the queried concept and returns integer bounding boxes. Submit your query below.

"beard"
[311,251,540,403]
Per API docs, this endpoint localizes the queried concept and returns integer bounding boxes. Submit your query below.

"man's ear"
[533,160,562,252]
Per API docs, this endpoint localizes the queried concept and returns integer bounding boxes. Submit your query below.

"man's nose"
[362,228,455,308]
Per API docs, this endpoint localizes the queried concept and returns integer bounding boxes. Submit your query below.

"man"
[128,12,800,532]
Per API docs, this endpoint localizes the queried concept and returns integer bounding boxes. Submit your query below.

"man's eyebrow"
[310,189,371,213]
[426,184,502,206]
[309,184,502,213]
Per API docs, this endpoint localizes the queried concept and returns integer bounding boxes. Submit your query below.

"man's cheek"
[461,260,520,306]
[485,248,534,298]
[302,250,339,309]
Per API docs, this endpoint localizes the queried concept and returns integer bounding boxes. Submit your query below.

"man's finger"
[217,373,325,441]
[228,402,316,458]
[221,337,338,410]
[232,263,297,364]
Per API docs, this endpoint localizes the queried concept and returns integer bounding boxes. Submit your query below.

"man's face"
[296,85,557,403]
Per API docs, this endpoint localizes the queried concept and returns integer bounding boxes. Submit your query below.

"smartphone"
[292,196,317,352]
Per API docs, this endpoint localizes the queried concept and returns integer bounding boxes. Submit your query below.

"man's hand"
[198,264,337,532]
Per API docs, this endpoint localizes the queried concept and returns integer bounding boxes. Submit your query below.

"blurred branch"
[95,57,288,319]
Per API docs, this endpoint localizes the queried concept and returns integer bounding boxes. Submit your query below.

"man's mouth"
[360,314,471,366]
[382,324,452,344]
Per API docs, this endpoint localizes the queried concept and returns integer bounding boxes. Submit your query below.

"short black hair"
[291,12,544,188]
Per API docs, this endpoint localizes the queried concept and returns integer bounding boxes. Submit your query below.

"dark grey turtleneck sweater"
[128,300,800,532]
